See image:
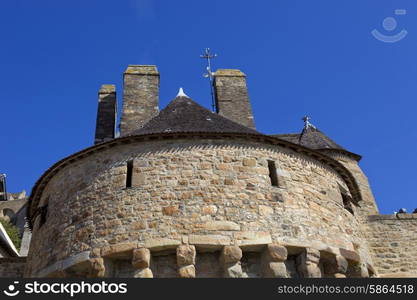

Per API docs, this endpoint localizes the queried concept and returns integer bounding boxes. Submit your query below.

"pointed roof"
[299,126,346,150]
[271,121,361,160]
[272,129,344,149]
[131,94,260,136]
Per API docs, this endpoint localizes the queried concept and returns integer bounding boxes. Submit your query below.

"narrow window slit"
[342,193,354,215]
[338,183,354,215]
[39,204,48,228]
[126,160,133,188]
[267,160,279,187]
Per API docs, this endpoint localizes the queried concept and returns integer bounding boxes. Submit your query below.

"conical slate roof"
[298,126,345,150]
[131,95,260,136]
[272,127,345,150]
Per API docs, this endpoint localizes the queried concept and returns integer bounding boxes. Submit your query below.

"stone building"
[1,65,416,278]
[0,182,30,276]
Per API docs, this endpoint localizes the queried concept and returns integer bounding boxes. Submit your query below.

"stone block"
[263,262,288,278]
[132,173,146,186]
[132,248,151,269]
[189,235,231,250]
[265,244,288,262]
[200,221,240,231]
[323,255,348,275]
[88,258,105,278]
[220,246,242,264]
[162,205,180,216]
[305,248,320,264]
[235,232,272,250]
[178,265,196,278]
[202,205,218,215]
[296,248,322,278]
[176,245,196,267]
[144,238,181,251]
[224,262,243,278]
[133,268,153,278]
[299,263,322,278]
[242,158,256,167]
[339,248,360,263]
[259,205,274,216]
[101,242,137,258]
[335,255,348,274]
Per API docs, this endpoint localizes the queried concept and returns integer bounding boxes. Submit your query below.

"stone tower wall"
[25,138,373,278]
[321,151,379,219]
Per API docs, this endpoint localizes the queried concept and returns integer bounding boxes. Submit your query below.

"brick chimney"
[213,69,256,129]
[94,84,117,144]
[120,65,160,136]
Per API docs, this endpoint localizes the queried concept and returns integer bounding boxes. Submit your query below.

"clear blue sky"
[1,0,416,214]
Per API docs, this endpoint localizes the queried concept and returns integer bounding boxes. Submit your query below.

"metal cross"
[200,48,217,112]
[302,115,316,130]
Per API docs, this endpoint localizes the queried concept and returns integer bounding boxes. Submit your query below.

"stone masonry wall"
[0,258,26,277]
[365,214,417,277]
[322,151,379,218]
[25,138,372,277]
[320,151,379,267]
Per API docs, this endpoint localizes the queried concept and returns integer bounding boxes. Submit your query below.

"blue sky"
[0,0,416,214]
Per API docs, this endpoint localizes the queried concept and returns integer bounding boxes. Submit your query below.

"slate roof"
[130,95,360,159]
[271,126,361,160]
[131,96,260,136]
[272,127,345,150]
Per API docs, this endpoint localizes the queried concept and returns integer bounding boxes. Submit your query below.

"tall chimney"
[213,69,256,129]
[94,84,117,144]
[120,65,159,136]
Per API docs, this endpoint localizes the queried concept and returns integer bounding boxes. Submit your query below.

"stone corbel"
[220,246,243,278]
[296,248,322,278]
[261,244,288,278]
[176,245,196,278]
[132,248,153,278]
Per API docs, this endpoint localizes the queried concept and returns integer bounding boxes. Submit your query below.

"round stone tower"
[25,67,375,278]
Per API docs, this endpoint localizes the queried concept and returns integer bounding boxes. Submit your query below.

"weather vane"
[200,48,217,112]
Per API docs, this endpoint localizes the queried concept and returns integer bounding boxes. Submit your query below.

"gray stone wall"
[365,214,417,277]
[0,258,26,277]
[0,198,27,219]
[25,138,372,277]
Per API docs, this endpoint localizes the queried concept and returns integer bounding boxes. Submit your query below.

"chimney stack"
[120,65,160,136]
[213,69,256,129]
[94,84,117,144]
